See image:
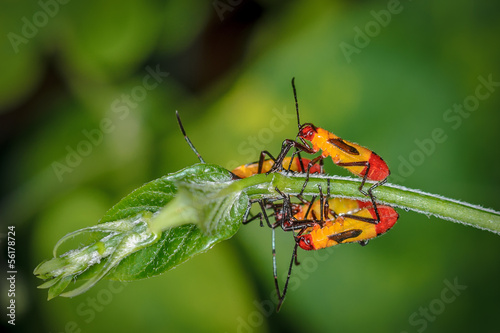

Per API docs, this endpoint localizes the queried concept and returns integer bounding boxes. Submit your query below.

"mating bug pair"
[175,78,396,311]
[233,78,390,221]
[242,180,398,311]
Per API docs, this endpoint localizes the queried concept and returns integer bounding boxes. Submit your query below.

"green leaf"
[34,163,247,297]
[106,165,248,280]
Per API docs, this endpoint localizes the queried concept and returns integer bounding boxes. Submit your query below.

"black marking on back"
[328,229,363,243]
[328,138,360,155]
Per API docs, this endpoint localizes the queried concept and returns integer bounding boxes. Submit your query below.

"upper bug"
[269,78,391,222]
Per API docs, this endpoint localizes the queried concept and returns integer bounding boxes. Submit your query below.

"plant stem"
[229,173,500,235]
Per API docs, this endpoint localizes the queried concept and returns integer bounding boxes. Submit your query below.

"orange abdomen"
[310,128,390,182]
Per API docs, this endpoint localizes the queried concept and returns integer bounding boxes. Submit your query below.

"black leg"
[272,225,281,308]
[303,196,317,220]
[340,213,378,225]
[366,177,389,224]
[276,229,303,312]
[268,139,315,174]
[273,187,318,231]
[267,140,294,174]
[242,200,259,225]
[318,185,324,223]
[258,150,277,174]
[242,213,263,227]
[242,199,274,228]
[335,161,370,194]
[325,178,338,220]
[295,152,305,172]
[258,200,274,228]
[336,161,383,223]
[296,155,324,197]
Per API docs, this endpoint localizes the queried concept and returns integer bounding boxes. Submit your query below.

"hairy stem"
[229,173,500,235]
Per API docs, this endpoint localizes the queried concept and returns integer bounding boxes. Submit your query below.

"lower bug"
[263,182,399,311]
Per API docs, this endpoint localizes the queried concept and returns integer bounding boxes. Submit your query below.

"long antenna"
[291,77,301,129]
[175,110,205,163]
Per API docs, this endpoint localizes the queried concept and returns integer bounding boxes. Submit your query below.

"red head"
[298,123,317,141]
[297,234,315,251]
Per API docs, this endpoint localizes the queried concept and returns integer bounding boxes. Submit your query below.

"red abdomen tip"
[373,206,399,234]
[366,152,390,181]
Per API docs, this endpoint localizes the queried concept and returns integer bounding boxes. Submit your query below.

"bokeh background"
[1,0,500,332]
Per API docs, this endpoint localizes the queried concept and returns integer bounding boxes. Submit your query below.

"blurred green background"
[1,0,500,332]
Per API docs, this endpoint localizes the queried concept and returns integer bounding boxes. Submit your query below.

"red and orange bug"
[296,204,399,251]
[268,182,398,310]
[269,78,390,221]
[272,180,393,238]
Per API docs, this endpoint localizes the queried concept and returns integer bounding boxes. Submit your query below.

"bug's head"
[297,234,315,251]
[298,123,317,141]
